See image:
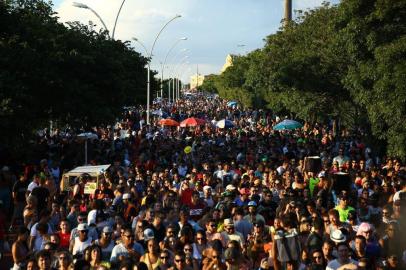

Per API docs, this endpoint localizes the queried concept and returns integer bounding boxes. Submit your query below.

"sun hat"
[330,229,346,243]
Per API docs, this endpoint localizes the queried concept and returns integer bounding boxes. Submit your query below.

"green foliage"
[0,0,151,155]
[213,0,406,159]
[198,74,218,94]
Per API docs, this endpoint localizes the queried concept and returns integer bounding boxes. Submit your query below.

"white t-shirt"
[72,237,92,255]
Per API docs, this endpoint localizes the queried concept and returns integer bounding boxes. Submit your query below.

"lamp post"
[175,64,190,100]
[133,14,182,124]
[168,57,188,103]
[171,60,189,102]
[168,55,189,103]
[73,0,127,39]
[160,37,187,99]
[73,0,127,153]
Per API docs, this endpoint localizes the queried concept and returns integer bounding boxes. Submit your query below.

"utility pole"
[284,0,292,27]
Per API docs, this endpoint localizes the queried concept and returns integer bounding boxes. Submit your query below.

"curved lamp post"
[160,37,187,99]
[134,14,182,124]
[73,0,127,39]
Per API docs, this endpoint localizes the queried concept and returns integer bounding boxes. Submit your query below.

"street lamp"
[133,14,182,125]
[170,60,189,102]
[168,55,188,102]
[175,62,190,100]
[160,37,187,99]
[72,0,127,39]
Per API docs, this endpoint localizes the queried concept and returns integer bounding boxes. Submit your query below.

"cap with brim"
[330,229,346,243]
[226,184,236,191]
[77,223,88,231]
[144,228,155,240]
[248,201,257,207]
[224,218,234,227]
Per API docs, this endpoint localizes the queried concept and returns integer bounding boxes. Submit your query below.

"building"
[190,74,205,89]
[221,54,234,73]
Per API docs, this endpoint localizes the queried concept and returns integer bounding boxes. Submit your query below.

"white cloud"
[54,0,340,85]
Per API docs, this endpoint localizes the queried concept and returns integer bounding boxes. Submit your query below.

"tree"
[0,0,152,157]
[335,0,406,158]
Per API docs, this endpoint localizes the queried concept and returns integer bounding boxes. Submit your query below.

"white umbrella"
[77,133,98,165]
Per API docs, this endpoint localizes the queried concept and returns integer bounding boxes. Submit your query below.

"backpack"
[274,229,301,263]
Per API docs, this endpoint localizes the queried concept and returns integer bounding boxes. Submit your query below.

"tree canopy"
[199,0,406,160]
[0,0,154,154]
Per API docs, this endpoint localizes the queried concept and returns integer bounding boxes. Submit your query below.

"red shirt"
[58,231,71,248]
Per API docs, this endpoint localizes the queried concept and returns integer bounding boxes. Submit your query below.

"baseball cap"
[144,228,155,241]
[224,218,234,227]
[248,201,257,207]
[77,223,88,231]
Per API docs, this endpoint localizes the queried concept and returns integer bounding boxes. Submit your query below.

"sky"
[53,0,339,82]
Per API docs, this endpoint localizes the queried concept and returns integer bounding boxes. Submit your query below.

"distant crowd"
[1,93,405,270]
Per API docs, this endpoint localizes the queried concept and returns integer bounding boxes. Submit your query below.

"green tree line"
[199,0,406,160]
[0,0,158,156]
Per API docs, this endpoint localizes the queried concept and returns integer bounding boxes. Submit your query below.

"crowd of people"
[0,93,405,270]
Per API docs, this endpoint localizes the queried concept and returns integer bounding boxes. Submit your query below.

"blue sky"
[53,0,339,82]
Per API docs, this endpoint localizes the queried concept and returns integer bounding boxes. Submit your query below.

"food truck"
[60,164,110,195]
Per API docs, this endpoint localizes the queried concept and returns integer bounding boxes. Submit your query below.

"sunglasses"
[313,256,322,259]
[175,259,184,263]
[184,248,192,251]
[160,256,169,260]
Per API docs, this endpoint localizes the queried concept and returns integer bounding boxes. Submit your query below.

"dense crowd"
[1,94,405,270]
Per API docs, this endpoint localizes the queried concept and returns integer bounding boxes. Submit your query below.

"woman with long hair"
[140,239,161,270]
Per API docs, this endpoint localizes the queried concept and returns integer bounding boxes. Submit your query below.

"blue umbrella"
[273,119,303,130]
[227,101,238,107]
[151,109,168,118]
[216,119,235,129]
